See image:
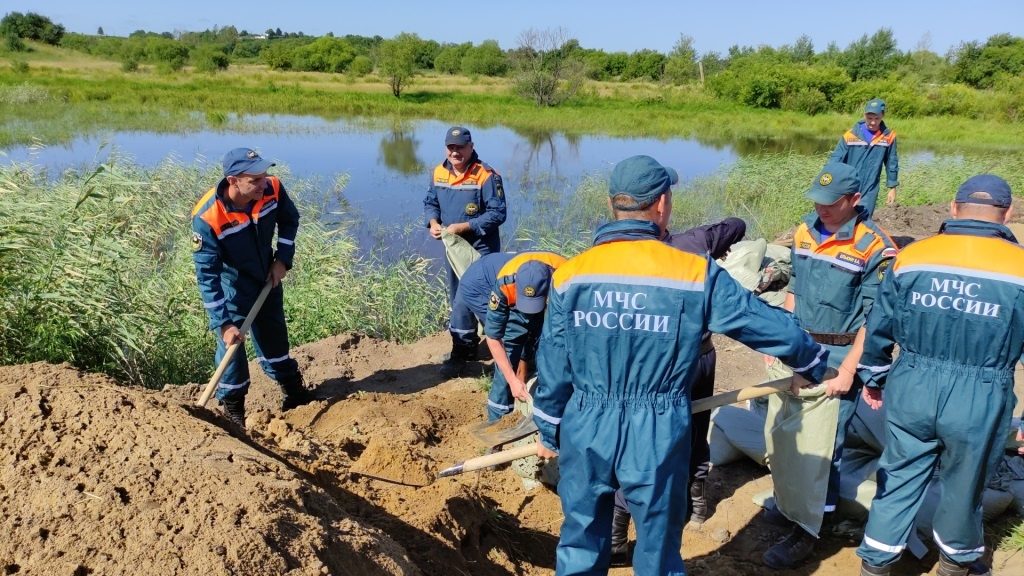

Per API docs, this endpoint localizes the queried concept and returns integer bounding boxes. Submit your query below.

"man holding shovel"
[191,147,313,427]
[531,155,829,576]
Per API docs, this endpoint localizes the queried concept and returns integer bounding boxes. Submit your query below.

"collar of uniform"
[593,219,661,245]
[939,218,1018,242]
[802,205,866,242]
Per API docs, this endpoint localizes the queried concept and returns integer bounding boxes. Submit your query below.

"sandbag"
[441,230,481,280]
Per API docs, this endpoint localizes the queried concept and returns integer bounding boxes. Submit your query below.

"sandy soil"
[2,204,1023,576]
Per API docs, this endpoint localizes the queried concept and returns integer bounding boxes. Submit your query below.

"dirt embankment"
[2,204,1023,576]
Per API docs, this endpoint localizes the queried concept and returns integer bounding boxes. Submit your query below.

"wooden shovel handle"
[195,281,273,407]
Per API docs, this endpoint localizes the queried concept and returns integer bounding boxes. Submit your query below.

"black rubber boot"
[280,374,314,411]
[762,502,795,528]
[439,346,477,379]
[609,505,632,567]
[937,554,990,576]
[762,525,817,569]
[860,560,892,576]
[688,478,709,525]
[221,397,246,427]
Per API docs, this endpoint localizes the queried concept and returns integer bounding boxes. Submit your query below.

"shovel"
[195,280,273,407]
[440,368,838,478]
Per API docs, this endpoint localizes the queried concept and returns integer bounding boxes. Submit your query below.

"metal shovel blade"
[470,415,539,447]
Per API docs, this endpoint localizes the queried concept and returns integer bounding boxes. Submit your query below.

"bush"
[192,45,230,73]
[460,40,507,76]
[4,32,25,52]
[781,87,829,115]
[348,55,372,76]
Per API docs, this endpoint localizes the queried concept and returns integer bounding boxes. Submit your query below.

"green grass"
[2,58,1024,151]
[0,156,446,389]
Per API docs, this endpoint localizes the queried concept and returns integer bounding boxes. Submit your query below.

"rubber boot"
[221,397,246,427]
[688,478,709,525]
[937,554,990,576]
[762,525,817,569]
[860,560,891,576]
[609,505,632,567]
[280,374,314,411]
[440,345,477,379]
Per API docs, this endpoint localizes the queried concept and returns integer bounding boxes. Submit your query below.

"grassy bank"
[3,56,1024,151]
[0,157,446,389]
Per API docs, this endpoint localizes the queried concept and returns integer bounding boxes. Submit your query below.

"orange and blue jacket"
[790,207,897,338]
[858,219,1024,394]
[423,151,506,253]
[531,219,829,452]
[828,120,899,214]
[484,251,568,344]
[190,176,299,330]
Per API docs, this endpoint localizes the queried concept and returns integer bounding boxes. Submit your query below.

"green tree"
[509,28,585,106]
[840,28,905,81]
[348,54,373,76]
[950,34,1024,88]
[622,49,666,81]
[377,32,420,97]
[434,43,470,74]
[294,36,356,72]
[461,40,508,76]
[192,45,230,73]
[97,26,104,36]
[0,12,65,45]
[663,34,697,84]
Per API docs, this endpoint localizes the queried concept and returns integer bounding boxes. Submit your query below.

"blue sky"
[9,1,1022,56]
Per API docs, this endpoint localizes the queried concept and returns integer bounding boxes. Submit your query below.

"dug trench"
[1,204,1023,576]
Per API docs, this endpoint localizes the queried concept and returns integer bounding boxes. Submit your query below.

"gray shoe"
[860,560,891,576]
[220,397,246,427]
[937,555,990,576]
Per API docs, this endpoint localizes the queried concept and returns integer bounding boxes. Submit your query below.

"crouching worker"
[191,147,314,427]
[484,252,566,421]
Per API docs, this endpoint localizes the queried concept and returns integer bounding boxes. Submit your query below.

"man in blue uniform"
[191,148,314,426]
[532,155,829,576]
[828,98,899,218]
[424,126,507,376]
[483,252,566,421]
[857,175,1024,576]
[762,162,898,569]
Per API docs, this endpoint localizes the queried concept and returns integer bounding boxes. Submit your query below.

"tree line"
[3,11,1023,118]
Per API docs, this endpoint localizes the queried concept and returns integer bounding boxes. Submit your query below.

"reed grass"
[0,156,446,389]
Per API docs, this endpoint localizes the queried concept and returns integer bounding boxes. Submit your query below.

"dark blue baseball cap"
[515,260,554,314]
[864,98,886,115]
[807,162,861,205]
[609,155,679,206]
[445,126,472,146]
[222,148,275,177]
[955,174,1012,207]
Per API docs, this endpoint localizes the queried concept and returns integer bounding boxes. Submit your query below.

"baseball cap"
[445,126,472,146]
[955,174,1012,207]
[515,260,554,314]
[222,148,274,177]
[806,162,861,205]
[864,98,886,115]
[609,155,679,206]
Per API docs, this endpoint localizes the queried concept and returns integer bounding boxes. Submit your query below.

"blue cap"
[955,174,1012,207]
[807,162,861,205]
[445,126,472,146]
[222,148,274,177]
[609,155,679,206]
[515,260,554,314]
[864,98,886,115]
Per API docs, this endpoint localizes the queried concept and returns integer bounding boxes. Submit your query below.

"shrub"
[348,55,372,76]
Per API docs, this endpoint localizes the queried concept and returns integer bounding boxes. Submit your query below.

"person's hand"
[789,373,812,394]
[886,188,897,205]
[764,355,777,367]
[267,260,288,287]
[537,444,557,459]
[428,220,443,239]
[824,366,855,398]
[220,324,243,346]
[445,222,471,236]
[862,386,883,410]
[509,375,531,402]
[1016,429,1024,455]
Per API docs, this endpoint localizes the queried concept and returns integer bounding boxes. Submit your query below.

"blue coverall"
[857,220,1024,568]
[532,219,829,576]
[423,152,507,352]
[484,251,566,421]
[828,120,899,219]
[789,207,897,520]
[450,253,514,351]
[191,176,301,400]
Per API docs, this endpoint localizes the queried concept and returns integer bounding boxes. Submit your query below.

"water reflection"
[378,126,425,176]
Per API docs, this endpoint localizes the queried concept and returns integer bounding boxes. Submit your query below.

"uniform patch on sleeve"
[494,175,504,198]
[465,202,479,216]
[877,259,891,281]
[488,292,500,311]
[191,232,203,252]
